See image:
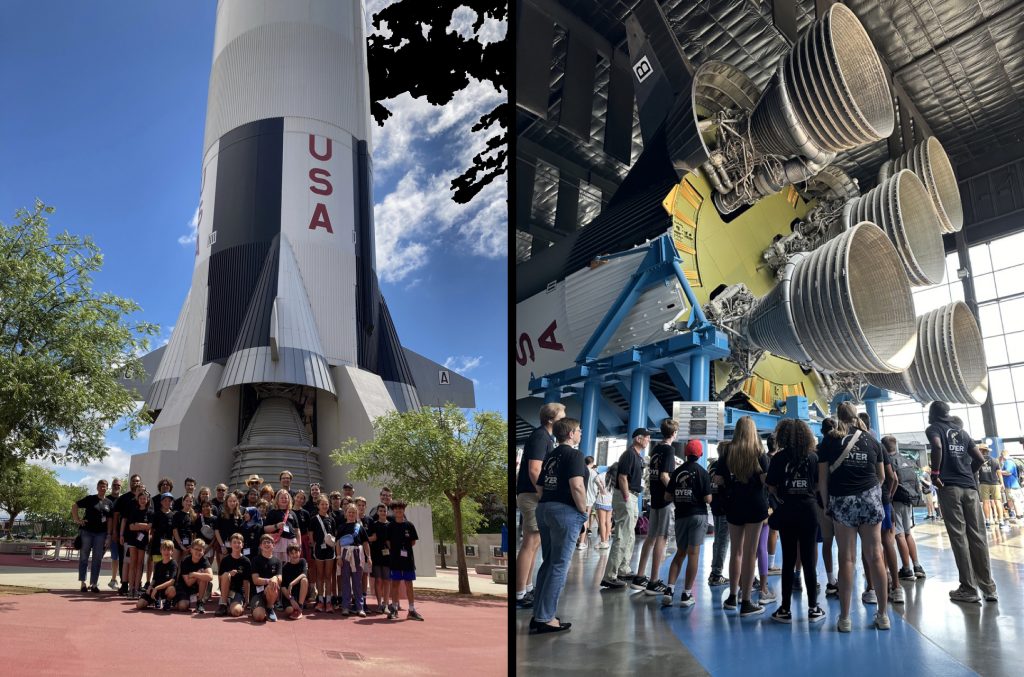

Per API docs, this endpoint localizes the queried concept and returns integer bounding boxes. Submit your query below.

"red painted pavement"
[0,587,507,676]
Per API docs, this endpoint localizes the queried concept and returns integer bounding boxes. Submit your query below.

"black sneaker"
[740,600,765,617]
[516,592,534,609]
[118,582,128,596]
[600,577,626,589]
[616,572,635,582]
[678,592,695,607]
[630,575,650,591]
[914,564,926,579]
[723,594,738,610]
[80,583,87,593]
[196,604,206,615]
[899,567,916,580]
[771,607,792,623]
[708,574,729,587]
[660,586,675,606]
[89,585,100,593]
[825,581,839,596]
[215,605,228,617]
[808,605,826,623]
[645,579,669,596]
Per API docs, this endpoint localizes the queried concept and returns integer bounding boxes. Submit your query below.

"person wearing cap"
[600,427,650,589]
[977,444,1005,527]
[632,419,678,596]
[342,482,355,500]
[661,439,712,606]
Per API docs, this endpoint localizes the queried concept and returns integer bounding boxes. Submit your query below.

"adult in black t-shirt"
[216,534,252,617]
[211,484,228,514]
[73,479,113,592]
[600,428,648,589]
[818,403,888,630]
[251,536,283,622]
[634,419,678,594]
[515,402,564,608]
[664,440,712,604]
[712,416,769,616]
[925,401,996,602]
[532,418,587,631]
[766,419,823,622]
[176,544,213,613]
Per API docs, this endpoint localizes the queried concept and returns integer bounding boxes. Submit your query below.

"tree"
[0,461,64,535]
[333,403,506,593]
[368,0,508,205]
[28,480,88,538]
[431,495,485,569]
[0,202,156,470]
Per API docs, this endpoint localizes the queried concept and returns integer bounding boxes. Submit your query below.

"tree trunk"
[451,497,471,594]
[438,536,447,569]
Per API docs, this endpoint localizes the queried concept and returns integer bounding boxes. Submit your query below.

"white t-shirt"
[595,472,613,505]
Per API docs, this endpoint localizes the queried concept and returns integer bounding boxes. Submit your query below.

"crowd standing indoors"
[72,472,423,622]
[518,397,1007,637]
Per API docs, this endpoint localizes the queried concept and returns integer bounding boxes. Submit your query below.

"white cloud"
[28,443,134,488]
[443,355,483,374]
[177,206,199,246]
[448,6,507,44]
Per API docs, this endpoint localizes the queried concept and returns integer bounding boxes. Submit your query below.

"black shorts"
[175,581,199,598]
[312,544,336,560]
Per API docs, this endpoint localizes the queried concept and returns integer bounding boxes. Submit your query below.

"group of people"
[71,471,425,621]
[516,398,1006,635]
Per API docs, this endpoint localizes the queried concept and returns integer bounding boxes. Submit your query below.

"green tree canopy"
[333,403,507,592]
[0,202,156,470]
[0,461,64,535]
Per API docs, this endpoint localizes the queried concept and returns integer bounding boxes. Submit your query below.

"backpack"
[892,454,921,505]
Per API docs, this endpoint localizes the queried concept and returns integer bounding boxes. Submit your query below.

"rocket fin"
[146,290,193,412]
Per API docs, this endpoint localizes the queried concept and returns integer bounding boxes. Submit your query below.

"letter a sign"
[438,370,450,385]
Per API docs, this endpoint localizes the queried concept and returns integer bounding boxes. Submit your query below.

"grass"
[0,584,47,595]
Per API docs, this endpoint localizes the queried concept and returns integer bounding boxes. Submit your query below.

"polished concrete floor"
[515,511,1024,677]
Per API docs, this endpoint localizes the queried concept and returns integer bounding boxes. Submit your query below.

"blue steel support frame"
[580,377,601,458]
[689,353,710,467]
[629,368,651,433]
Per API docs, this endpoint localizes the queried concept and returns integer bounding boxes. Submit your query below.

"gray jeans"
[603,492,638,580]
[711,514,730,578]
[936,485,996,595]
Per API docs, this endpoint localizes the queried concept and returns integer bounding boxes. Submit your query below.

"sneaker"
[752,576,760,589]
[723,594,738,610]
[215,605,228,617]
[771,607,792,623]
[949,587,980,603]
[267,609,277,622]
[357,610,367,618]
[108,579,119,591]
[861,589,877,605]
[837,616,852,633]
[708,574,729,587]
[630,575,650,591]
[890,586,905,604]
[808,605,826,623]
[516,593,534,609]
[984,592,998,602]
[825,581,839,596]
[740,600,765,617]
[898,567,916,580]
[678,592,695,607]
[660,587,674,607]
[767,565,782,575]
[616,571,635,581]
[1000,522,1010,530]
[645,580,669,596]
[914,564,926,579]
[985,520,991,527]
[408,609,424,621]
[196,605,206,615]
[342,608,350,616]
[387,604,399,619]
[89,585,100,593]
[80,583,87,593]
[118,582,128,596]
[874,611,890,630]
[596,541,610,550]
[759,588,777,604]
[576,541,588,551]
[600,577,626,589]
[792,573,802,591]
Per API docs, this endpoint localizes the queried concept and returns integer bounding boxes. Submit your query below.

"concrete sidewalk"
[0,561,507,596]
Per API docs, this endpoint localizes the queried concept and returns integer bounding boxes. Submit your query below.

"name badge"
[256,585,265,593]
[381,549,389,556]
[400,549,408,558]
[243,548,250,556]
[101,516,106,524]
[319,543,328,550]
[182,538,190,546]
[137,533,144,542]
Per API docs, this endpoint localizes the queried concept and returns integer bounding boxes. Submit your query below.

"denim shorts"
[389,569,416,581]
[828,485,883,528]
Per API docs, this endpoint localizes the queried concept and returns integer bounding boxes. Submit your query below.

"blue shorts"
[881,503,893,531]
[110,542,120,561]
[389,569,416,581]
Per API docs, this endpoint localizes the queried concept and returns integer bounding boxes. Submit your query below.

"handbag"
[317,514,336,548]
[198,516,214,541]
[273,510,292,544]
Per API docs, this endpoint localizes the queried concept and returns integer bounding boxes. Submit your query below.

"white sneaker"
[861,589,877,605]
[889,586,904,604]
[576,541,588,551]
[107,579,119,591]
[759,588,777,604]
[596,541,610,550]
[874,611,890,630]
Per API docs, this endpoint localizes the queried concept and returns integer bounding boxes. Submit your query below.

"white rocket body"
[130,0,438,572]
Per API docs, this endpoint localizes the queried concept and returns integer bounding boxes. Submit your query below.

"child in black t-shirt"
[309,496,336,612]
[251,534,283,623]
[338,505,370,617]
[175,540,213,614]
[137,541,178,611]
[280,544,309,619]
[123,490,152,599]
[386,501,422,621]
[368,503,392,614]
[215,533,252,617]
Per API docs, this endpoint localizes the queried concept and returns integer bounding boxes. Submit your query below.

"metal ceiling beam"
[518,218,569,245]
[516,0,556,118]
[518,136,623,196]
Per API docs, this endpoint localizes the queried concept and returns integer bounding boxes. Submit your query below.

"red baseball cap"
[685,440,703,458]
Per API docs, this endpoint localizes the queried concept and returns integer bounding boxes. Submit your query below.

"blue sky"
[0,1,507,486]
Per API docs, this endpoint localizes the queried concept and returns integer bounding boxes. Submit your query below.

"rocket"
[128,0,474,571]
